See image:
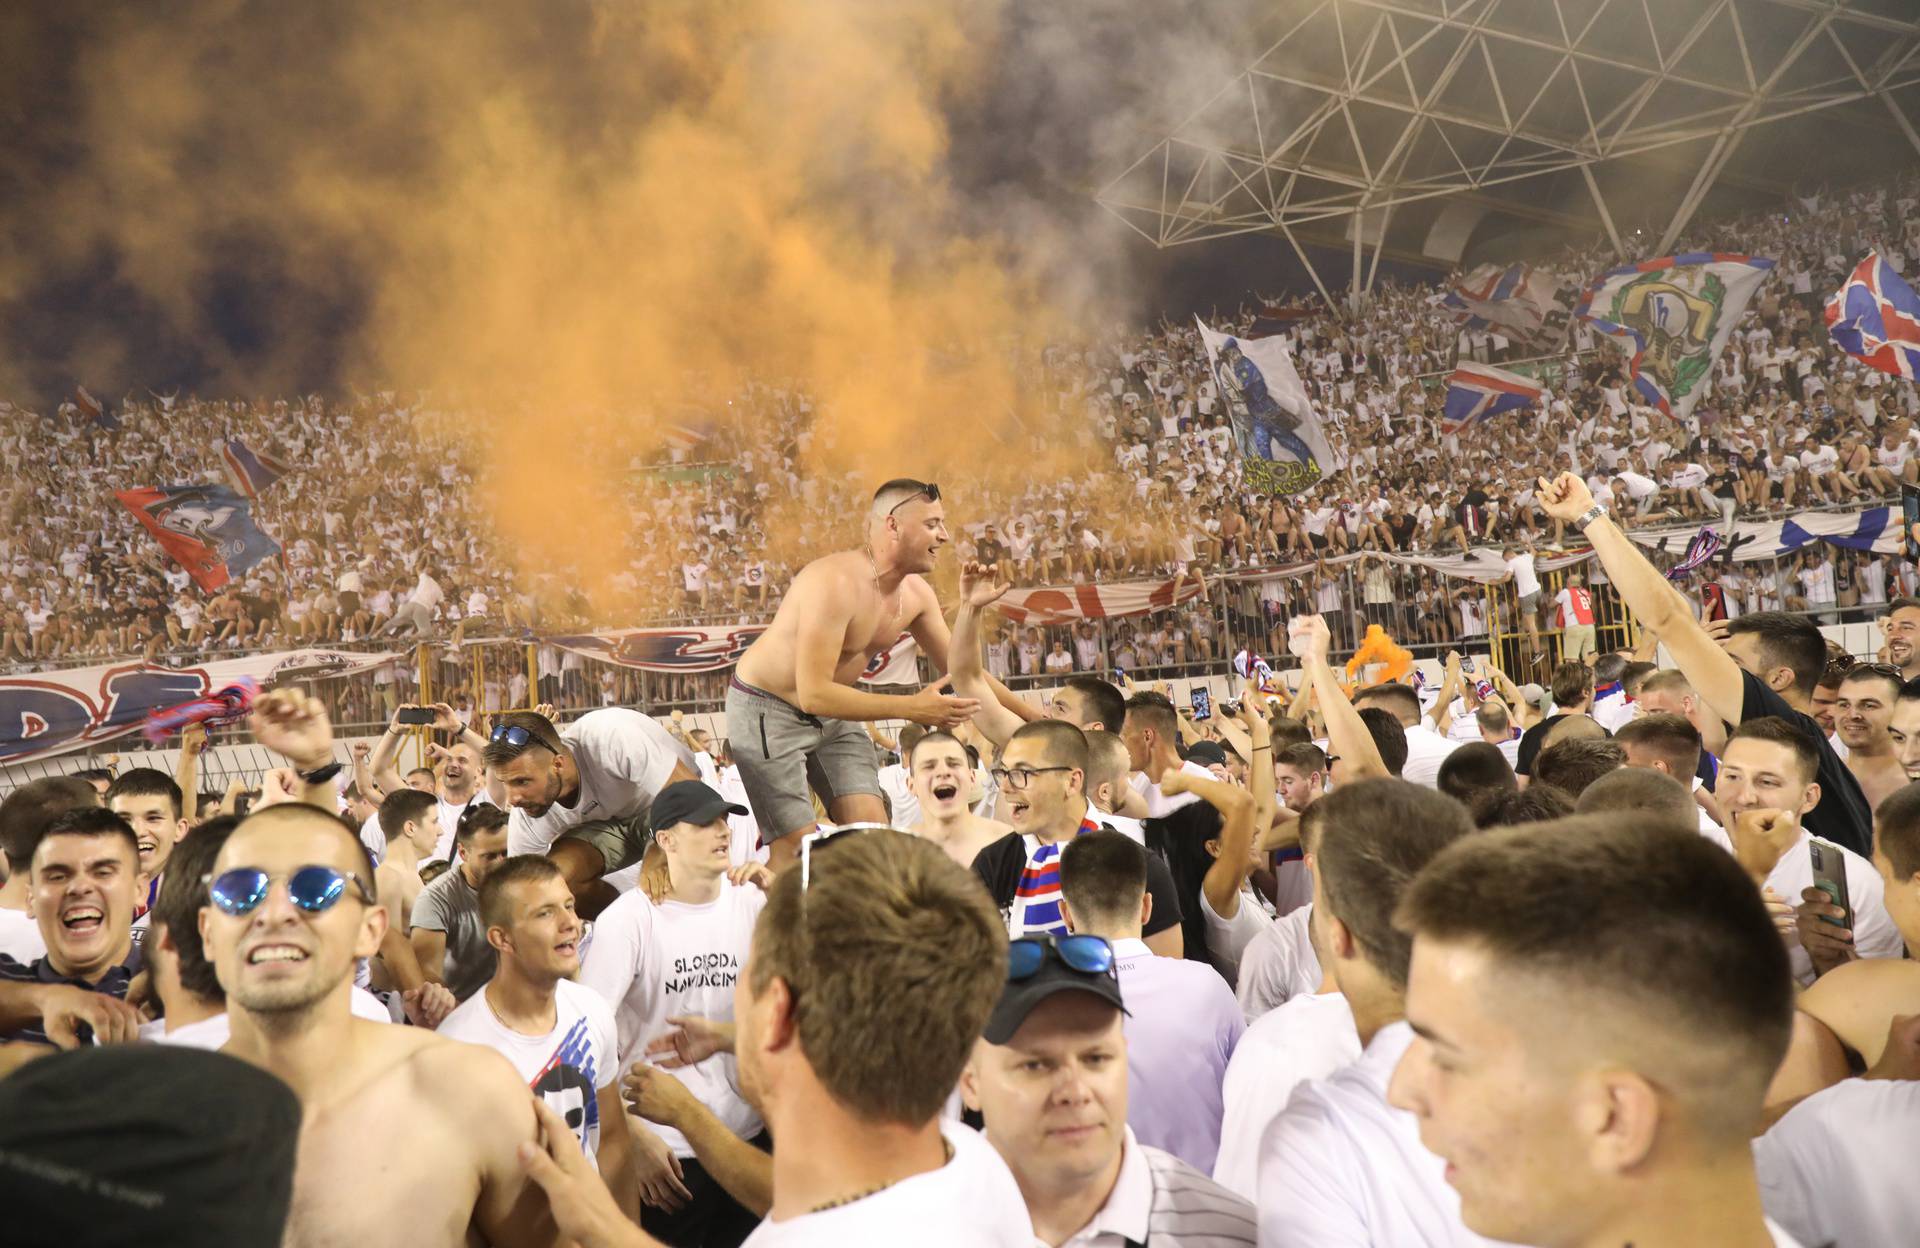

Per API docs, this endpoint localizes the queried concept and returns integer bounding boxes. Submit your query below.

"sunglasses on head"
[204,865,375,917]
[489,724,542,749]
[1008,933,1117,981]
[886,482,940,516]
[799,822,896,894]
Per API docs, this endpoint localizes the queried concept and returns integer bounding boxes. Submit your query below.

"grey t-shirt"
[409,869,493,1002]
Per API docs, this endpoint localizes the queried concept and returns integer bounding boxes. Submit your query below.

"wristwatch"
[1573,503,1607,531]
[296,761,345,786]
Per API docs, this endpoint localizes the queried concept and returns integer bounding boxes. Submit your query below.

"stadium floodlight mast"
[1096,0,1920,309]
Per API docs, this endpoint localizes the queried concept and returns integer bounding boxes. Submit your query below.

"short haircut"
[1875,782,1920,881]
[1059,831,1148,927]
[1268,716,1312,749]
[1575,767,1698,825]
[748,830,1005,1125]
[1064,676,1126,732]
[1550,662,1594,707]
[0,776,98,872]
[479,854,565,930]
[1530,738,1626,797]
[895,723,927,763]
[1356,707,1409,777]
[1638,669,1694,700]
[871,478,937,518]
[907,730,962,767]
[457,803,510,844]
[151,817,238,1004]
[1614,713,1702,778]
[1275,742,1328,775]
[1726,612,1826,698]
[105,768,184,821]
[1886,595,1920,619]
[1593,654,1628,686]
[1121,692,1178,742]
[1082,730,1132,801]
[1620,661,1658,696]
[234,804,378,900]
[1471,785,1575,827]
[1309,779,1475,989]
[405,767,436,786]
[1436,742,1517,805]
[1397,814,1795,1141]
[1727,716,1820,786]
[1353,683,1420,726]
[1839,665,1902,703]
[378,788,440,844]
[480,711,566,769]
[1475,701,1511,737]
[35,808,140,867]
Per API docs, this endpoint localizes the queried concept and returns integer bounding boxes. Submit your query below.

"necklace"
[805,1137,953,1214]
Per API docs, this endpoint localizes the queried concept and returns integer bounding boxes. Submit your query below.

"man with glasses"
[202,802,562,1247]
[725,480,1027,872]
[971,720,1185,957]
[960,931,1256,1247]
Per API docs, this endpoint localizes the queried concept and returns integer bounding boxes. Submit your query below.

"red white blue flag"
[1441,363,1541,435]
[115,483,282,592]
[1576,253,1774,422]
[220,438,291,499]
[1825,251,1920,381]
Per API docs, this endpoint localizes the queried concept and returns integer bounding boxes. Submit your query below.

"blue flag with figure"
[115,483,281,592]
[1196,318,1336,495]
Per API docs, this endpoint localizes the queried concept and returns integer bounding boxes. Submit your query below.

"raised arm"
[1292,615,1387,780]
[1234,687,1276,855]
[368,704,416,796]
[173,723,206,810]
[946,562,1028,749]
[1158,770,1257,919]
[1536,473,1745,725]
[1427,651,1462,732]
[906,574,1036,725]
[247,689,342,808]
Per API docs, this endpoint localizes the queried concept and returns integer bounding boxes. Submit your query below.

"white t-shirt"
[1213,992,1361,1200]
[1754,1077,1918,1248]
[1399,723,1462,790]
[1234,904,1322,1022]
[439,978,620,1165]
[578,880,766,1157]
[740,1119,1032,1247]
[505,709,692,858]
[1129,759,1215,817]
[1504,553,1540,598]
[1767,833,1903,985]
[0,907,47,963]
[1198,886,1274,988]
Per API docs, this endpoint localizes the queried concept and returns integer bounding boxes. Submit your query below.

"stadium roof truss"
[1096,0,1920,302]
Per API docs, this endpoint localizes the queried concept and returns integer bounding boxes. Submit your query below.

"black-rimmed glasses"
[989,765,1075,791]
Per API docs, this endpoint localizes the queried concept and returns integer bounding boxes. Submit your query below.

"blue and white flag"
[1197,318,1334,495]
[220,438,290,500]
[1441,363,1542,436]
[1436,262,1576,349]
[1628,505,1902,563]
[1825,251,1920,381]
[1576,252,1774,422]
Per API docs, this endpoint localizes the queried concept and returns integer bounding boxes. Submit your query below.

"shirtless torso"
[1847,751,1908,814]
[914,812,1013,868]
[270,1022,553,1248]
[734,550,936,699]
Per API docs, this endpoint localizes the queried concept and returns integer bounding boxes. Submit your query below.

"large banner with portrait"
[1196,318,1335,496]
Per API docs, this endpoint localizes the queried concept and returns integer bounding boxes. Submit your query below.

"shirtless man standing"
[907,730,1010,867]
[203,801,563,1247]
[373,788,439,934]
[728,478,1024,868]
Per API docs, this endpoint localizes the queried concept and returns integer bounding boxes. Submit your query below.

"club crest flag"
[1576,253,1774,422]
[1824,251,1920,380]
[1442,363,1542,436]
[1197,319,1333,495]
[115,483,282,592]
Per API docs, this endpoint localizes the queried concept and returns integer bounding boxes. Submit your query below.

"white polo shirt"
[1398,723,1462,790]
[1755,1077,1918,1248]
[1256,1021,1499,1246]
[1112,936,1244,1175]
[1213,992,1360,1200]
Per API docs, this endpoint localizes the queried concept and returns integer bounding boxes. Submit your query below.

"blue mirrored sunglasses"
[489,724,539,748]
[204,865,375,917]
[1008,933,1116,981]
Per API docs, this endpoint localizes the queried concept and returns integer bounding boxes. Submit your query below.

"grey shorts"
[558,814,651,876]
[726,676,881,843]
[1518,590,1541,613]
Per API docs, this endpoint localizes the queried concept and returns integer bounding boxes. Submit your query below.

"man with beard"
[906,731,1009,866]
[1880,597,1920,683]
[201,803,563,1246]
[726,480,1023,870]
[1833,665,1906,810]
[370,701,495,860]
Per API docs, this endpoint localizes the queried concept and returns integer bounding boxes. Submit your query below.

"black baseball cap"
[1184,740,1229,768]
[649,779,748,834]
[983,942,1128,1045]
[0,1046,300,1247]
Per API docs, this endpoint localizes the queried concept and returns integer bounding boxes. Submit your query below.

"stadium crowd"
[3,174,1920,689]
